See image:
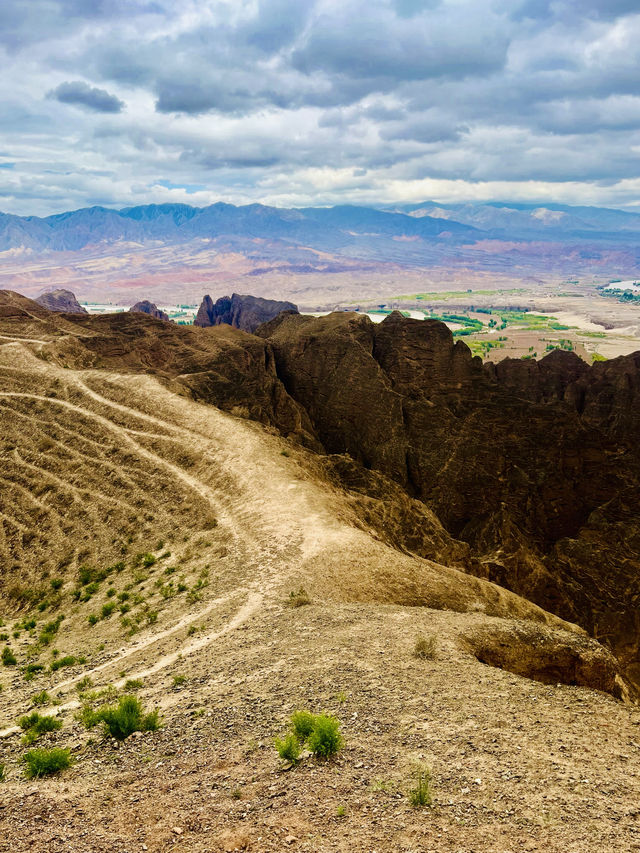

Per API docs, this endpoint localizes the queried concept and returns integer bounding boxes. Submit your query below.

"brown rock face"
[129,300,170,322]
[463,621,625,698]
[34,288,87,314]
[257,310,640,687]
[194,292,298,333]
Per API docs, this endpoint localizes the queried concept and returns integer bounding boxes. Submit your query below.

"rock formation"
[35,288,86,314]
[6,291,640,690]
[194,292,298,333]
[256,310,640,686]
[129,300,170,321]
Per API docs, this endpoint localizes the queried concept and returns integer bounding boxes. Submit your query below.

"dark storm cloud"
[49,81,125,113]
[2,0,640,214]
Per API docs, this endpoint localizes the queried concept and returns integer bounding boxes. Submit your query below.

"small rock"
[285,836,297,845]
[172,827,183,835]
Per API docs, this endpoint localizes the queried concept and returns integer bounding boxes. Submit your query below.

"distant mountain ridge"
[388,200,640,240]
[2,200,640,257]
[0,201,476,254]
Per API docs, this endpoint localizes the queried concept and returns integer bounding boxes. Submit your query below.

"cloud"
[49,81,125,113]
[1,0,640,215]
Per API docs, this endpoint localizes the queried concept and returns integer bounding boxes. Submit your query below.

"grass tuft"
[19,712,62,744]
[290,710,315,744]
[23,748,72,779]
[274,732,301,764]
[413,635,437,660]
[81,695,160,740]
[287,587,311,608]
[408,765,433,808]
[1,646,16,666]
[307,713,342,759]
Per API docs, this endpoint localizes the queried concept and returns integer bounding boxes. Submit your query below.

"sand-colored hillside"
[0,329,637,852]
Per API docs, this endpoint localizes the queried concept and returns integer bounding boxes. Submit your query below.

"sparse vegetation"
[275,711,343,763]
[124,678,143,691]
[23,747,72,779]
[408,765,433,808]
[32,690,51,706]
[19,712,62,744]
[2,646,16,666]
[291,710,315,744]
[274,732,302,764]
[38,615,64,646]
[287,587,311,608]
[51,655,85,672]
[81,695,160,740]
[307,713,342,758]
[413,635,437,660]
[24,663,45,681]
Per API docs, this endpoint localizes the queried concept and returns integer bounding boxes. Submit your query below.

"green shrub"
[142,553,156,568]
[50,578,64,591]
[24,663,45,681]
[83,695,160,740]
[32,690,51,706]
[413,635,437,660]
[172,674,187,687]
[0,633,7,641]
[1,646,16,666]
[38,615,64,646]
[408,766,433,808]
[101,602,116,619]
[274,732,301,764]
[0,763,4,781]
[307,714,342,759]
[291,710,315,744]
[124,678,143,691]
[19,712,62,744]
[87,614,99,626]
[23,748,72,779]
[51,655,84,672]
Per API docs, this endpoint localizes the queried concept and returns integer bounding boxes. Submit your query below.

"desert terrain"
[0,292,639,851]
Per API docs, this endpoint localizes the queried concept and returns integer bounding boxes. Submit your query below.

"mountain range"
[3,200,640,256]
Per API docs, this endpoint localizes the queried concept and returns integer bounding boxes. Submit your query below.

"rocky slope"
[257,311,640,686]
[3,290,640,687]
[194,292,298,333]
[0,290,639,851]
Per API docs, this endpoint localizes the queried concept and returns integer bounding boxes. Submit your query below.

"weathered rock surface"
[194,292,298,333]
[257,310,640,687]
[129,300,170,321]
[463,621,626,698]
[35,288,87,314]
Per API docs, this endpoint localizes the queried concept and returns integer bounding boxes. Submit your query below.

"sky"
[1,0,640,216]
